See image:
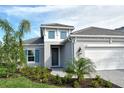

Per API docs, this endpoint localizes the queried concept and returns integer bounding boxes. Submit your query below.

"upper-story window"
[60,31,67,39]
[48,31,55,39]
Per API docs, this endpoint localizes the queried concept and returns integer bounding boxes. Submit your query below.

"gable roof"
[23,37,44,45]
[71,27,124,36]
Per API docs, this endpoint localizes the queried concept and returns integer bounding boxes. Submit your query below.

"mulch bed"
[62,78,121,88]
[80,78,121,88]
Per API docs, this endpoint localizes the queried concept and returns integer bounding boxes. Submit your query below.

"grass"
[0,76,59,88]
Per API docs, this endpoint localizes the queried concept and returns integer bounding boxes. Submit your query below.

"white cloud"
[3,5,77,17]
[2,5,124,33]
[88,16,124,29]
[49,6,124,30]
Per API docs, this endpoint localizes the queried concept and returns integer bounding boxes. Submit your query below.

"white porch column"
[44,42,51,68]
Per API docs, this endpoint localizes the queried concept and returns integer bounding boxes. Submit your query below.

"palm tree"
[16,20,31,66]
[0,19,14,44]
[0,19,30,67]
[65,58,96,82]
[16,20,30,47]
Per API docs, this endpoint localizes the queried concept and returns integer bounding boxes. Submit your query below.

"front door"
[52,48,59,66]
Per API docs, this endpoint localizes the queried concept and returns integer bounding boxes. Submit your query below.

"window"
[28,50,35,62]
[60,31,67,39]
[48,31,55,39]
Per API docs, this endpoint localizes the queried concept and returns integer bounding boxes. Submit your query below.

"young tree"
[66,58,95,82]
[0,19,18,75]
[65,47,96,82]
[15,20,30,67]
[0,19,18,63]
[0,19,30,68]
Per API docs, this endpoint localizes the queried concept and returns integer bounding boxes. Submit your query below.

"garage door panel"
[85,47,124,70]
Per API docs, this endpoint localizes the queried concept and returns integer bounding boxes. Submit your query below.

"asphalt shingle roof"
[71,27,124,36]
[23,37,44,44]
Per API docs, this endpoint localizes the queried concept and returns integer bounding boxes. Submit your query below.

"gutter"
[70,35,124,38]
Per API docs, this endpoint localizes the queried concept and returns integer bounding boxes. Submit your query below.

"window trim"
[27,49,35,63]
[60,31,67,39]
[48,31,55,39]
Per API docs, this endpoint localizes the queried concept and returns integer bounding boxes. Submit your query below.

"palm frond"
[0,19,14,33]
[18,19,31,37]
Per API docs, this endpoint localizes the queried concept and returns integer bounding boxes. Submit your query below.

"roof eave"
[23,44,44,45]
[70,35,124,38]
[40,26,74,30]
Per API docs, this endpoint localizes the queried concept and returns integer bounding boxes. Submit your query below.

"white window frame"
[27,49,35,63]
[60,31,67,39]
[48,31,55,39]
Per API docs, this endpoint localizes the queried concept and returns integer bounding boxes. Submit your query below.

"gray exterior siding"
[23,45,44,66]
[60,45,64,67]
[61,41,73,68]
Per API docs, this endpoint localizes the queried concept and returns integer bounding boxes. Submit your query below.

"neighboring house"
[23,23,124,70]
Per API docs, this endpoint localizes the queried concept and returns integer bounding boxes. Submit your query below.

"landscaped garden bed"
[0,74,120,88]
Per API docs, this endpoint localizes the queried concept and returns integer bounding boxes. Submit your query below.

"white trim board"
[23,44,44,45]
[41,26,74,30]
[70,35,124,38]
[85,45,124,48]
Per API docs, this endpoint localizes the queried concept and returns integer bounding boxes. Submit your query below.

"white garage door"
[85,47,124,70]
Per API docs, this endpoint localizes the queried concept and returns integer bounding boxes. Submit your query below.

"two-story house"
[23,23,124,70]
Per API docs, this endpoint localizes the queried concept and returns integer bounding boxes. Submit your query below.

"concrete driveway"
[97,70,124,88]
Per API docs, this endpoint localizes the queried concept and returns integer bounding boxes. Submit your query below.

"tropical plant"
[0,19,30,65]
[0,19,30,76]
[65,58,95,82]
[73,80,80,88]
[50,75,63,85]
[91,75,112,88]
[62,74,73,84]
[0,19,18,74]
[15,20,30,67]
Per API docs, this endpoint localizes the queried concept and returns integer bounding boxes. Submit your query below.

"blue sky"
[0,5,124,41]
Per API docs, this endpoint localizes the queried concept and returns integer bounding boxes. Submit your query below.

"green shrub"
[0,63,16,78]
[95,75,101,81]
[91,80,100,88]
[54,75,62,85]
[62,74,72,84]
[20,66,51,83]
[73,80,80,88]
[91,75,112,88]
[0,67,8,78]
[104,80,112,88]
[49,75,63,85]
[49,75,56,83]
[7,63,16,75]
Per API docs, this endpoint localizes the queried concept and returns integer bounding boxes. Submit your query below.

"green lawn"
[0,76,59,88]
